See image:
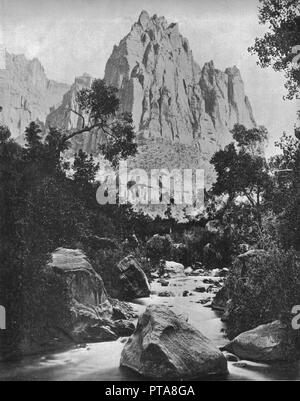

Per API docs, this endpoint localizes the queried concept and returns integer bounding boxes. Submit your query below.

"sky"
[0,0,299,156]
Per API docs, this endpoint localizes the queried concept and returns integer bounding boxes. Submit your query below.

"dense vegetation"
[213,0,300,338]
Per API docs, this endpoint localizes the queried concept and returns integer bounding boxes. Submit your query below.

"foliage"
[0,125,12,143]
[99,112,138,168]
[146,234,173,264]
[76,79,119,123]
[73,149,100,185]
[249,0,300,99]
[225,248,300,339]
[63,79,138,166]
[211,124,271,227]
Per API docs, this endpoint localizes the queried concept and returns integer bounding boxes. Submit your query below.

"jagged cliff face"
[46,11,256,161]
[104,11,256,158]
[46,74,105,154]
[0,52,70,137]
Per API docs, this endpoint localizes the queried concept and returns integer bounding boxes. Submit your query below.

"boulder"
[116,255,151,300]
[120,305,228,379]
[164,261,185,277]
[159,279,170,287]
[195,286,206,293]
[158,291,175,298]
[110,320,136,337]
[222,321,298,362]
[48,248,113,342]
[146,234,173,261]
[111,298,137,320]
[84,325,118,342]
[48,248,136,343]
[211,286,230,312]
[184,267,193,275]
[190,269,204,276]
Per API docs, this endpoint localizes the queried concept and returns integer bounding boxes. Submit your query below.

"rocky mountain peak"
[45,11,258,192]
[104,12,256,150]
[138,10,151,29]
[0,51,70,137]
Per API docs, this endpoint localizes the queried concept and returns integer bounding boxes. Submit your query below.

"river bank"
[1,274,300,381]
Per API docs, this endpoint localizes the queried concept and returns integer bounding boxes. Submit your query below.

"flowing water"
[1,275,300,381]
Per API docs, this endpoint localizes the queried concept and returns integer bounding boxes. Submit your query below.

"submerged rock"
[120,305,228,379]
[158,291,175,297]
[195,286,206,293]
[222,321,298,362]
[159,279,170,287]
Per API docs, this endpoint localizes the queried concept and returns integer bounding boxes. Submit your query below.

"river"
[1,274,300,381]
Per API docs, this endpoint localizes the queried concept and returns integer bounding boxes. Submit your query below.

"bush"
[146,234,173,264]
[225,248,300,339]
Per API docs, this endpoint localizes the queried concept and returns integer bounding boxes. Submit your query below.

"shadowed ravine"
[1,275,300,381]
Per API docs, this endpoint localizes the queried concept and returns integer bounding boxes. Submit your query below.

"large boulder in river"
[48,248,113,341]
[146,234,173,261]
[222,321,298,362]
[120,305,228,379]
[115,255,151,300]
[48,248,135,342]
[164,261,185,277]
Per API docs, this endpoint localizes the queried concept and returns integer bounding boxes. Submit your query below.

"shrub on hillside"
[146,234,173,264]
[225,248,300,339]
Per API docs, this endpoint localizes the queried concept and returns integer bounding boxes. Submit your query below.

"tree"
[266,133,299,213]
[211,124,271,227]
[270,132,299,171]
[59,79,137,166]
[99,112,137,168]
[249,0,300,248]
[0,125,11,143]
[249,0,300,100]
[73,150,100,185]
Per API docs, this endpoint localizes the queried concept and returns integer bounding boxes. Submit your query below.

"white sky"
[0,0,299,156]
